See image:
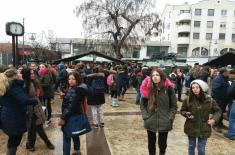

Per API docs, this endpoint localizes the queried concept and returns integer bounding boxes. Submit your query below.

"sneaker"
[100,123,104,127]
[26,146,35,152]
[94,124,99,128]
[114,104,119,107]
[46,143,55,150]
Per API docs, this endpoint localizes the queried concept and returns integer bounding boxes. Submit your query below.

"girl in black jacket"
[58,71,92,155]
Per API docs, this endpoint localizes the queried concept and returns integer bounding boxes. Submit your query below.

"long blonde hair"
[0,68,18,96]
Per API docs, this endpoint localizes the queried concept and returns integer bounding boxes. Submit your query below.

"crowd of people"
[0,61,234,155]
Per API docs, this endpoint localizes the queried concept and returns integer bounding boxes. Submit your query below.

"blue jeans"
[228,101,235,138]
[63,134,80,155]
[188,136,207,155]
[136,89,141,104]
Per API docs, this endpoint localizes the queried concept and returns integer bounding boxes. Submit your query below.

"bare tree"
[74,0,160,59]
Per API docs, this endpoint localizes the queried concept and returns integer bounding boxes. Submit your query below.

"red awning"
[18,50,33,55]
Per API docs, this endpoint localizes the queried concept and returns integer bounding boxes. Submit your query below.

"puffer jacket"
[180,96,221,138]
[1,80,37,135]
[140,85,177,132]
[85,73,105,105]
[211,74,230,103]
[61,83,92,121]
[140,76,175,98]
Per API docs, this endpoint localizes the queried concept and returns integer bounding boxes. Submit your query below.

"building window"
[195,9,201,16]
[132,48,140,58]
[220,22,226,28]
[206,33,212,40]
[193,33,200,39]
[180,10,190,14]
[194,21,201,27]
[192,47,200,56]
[219,33,225,40]
[221,9,227,16]
[201,48,209,56]
[208,9,214,16]
[232,34,235,42]
[207,21,213,28]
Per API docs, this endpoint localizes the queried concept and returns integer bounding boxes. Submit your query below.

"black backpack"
[91,79,105,94]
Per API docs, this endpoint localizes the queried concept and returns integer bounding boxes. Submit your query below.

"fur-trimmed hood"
[140,76,175,98]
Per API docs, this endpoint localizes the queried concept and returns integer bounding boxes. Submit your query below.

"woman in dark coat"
[0,68,37,155]
[21,68,55,151]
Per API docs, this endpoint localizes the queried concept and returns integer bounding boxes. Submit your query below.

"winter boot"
[113,98,119,107]
[111,98,115,107]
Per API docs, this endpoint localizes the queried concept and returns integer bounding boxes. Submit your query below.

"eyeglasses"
[152,74,160,77]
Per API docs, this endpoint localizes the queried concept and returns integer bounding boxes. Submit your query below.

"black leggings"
[43,98,52,120]
[27,124,50,148]
[147,130,168,155]
[110,90,117,98]
[7,134,23,148]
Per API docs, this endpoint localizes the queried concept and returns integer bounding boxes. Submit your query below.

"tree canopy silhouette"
[74,0,160,59]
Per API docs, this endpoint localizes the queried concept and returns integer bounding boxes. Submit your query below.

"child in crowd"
[58,72,91,155]
[180,79,221,155]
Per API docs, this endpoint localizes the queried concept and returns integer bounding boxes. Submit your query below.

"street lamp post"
[208,39,218,58]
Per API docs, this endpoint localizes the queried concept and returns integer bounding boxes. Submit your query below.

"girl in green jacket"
[180,79,221,155]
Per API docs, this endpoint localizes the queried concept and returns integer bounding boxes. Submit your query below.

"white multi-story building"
[161,0,235,65]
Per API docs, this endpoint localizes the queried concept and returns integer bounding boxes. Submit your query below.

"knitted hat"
[190,79,209,93]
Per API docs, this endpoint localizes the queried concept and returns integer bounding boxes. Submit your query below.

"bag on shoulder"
[91,78,105,93]
[64,113,91,137]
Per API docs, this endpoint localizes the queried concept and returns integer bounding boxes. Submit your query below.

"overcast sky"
[0,0,206,43]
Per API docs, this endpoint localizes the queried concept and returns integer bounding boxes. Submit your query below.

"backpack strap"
[167,87,172,106]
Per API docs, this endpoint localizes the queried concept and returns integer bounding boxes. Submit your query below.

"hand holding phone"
[186,112,194,119]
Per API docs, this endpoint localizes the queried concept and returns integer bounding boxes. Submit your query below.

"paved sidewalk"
[0,89,235,155]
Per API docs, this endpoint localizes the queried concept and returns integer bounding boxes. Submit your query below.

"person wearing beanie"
[180,79,221,155]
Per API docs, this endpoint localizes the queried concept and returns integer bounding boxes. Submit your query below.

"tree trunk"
[113,43,123,59]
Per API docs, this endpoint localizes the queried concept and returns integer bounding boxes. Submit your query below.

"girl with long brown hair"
[140,67,177,155]
[58,71,91,155]
[180,79,221,155]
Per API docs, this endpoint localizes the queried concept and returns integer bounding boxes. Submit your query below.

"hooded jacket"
[140,76,175,98]
[86,73,105,105]
[140,77,177,132]
[1,80,37,135]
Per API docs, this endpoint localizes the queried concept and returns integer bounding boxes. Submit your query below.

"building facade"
[49,38,171,61]
[161,0,235,65]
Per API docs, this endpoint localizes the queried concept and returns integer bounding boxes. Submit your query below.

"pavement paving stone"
[0,89,235,155]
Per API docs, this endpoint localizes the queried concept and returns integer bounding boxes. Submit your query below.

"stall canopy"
[53,51,125,64]
[203,52,235,67]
